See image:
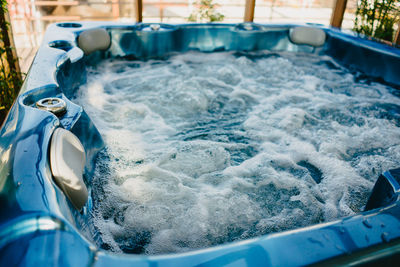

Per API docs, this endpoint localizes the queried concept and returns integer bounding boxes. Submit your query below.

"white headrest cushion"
[289,26,326,47]
[78,28,111,54]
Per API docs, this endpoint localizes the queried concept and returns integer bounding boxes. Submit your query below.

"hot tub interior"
[2,23,400,265]
[78,50,400,255]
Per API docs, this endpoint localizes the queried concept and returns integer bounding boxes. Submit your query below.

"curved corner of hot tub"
[0,23,105,264]
[1,22,400,266]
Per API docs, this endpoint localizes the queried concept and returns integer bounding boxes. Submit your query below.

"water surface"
[75,51,400,254]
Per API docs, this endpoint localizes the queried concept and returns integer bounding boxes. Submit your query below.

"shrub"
[188,0,224,22]
[353,0,400,42]
[0,0,23,124]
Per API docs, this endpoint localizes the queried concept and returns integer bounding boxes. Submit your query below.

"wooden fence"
[6,0,400,72]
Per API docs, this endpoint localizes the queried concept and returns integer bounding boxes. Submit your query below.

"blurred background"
[1,0,398,123]
[7,0,359,72]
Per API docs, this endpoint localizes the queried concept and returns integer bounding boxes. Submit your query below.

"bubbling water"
[75,51,400,255]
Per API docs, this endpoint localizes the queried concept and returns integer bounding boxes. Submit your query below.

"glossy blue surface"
[1,22,400,266]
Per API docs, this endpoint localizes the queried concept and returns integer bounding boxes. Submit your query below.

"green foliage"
[0,52,22,113]
[0,0,22,119]
[353,0,400,42]
[188,0,224,22]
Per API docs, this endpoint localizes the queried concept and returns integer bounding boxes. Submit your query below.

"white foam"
[75,51,400,254]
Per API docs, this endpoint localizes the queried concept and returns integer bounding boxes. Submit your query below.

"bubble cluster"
[75,51,400,254]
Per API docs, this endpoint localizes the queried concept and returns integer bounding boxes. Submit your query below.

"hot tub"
[1,22,400,266]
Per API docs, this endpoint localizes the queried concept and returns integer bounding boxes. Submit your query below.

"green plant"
[188,0,224,22]
[0,0,23,122]
[353,0,400,42]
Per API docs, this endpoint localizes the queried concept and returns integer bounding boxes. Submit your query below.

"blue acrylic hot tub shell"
[1,22,400,266]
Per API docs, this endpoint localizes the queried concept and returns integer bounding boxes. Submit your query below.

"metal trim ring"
[35,97,67,116]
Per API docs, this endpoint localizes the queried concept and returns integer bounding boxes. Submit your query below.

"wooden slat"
[41,15,81,21]
[395,22,400,46]
[19,47,37,73]
[244,0,256,22]
[34,1,79,6]
[135,0,143,22]
[1,7,21,80]
[21,0,131,4]
[147,2,189,7]
[330,0,348,28]
[112,0,120,18]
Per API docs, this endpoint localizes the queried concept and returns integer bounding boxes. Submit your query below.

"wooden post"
[395,22,400,46]
[112,0,120,19]
[159,0,163,22]
[330,0,348,28]
[244,0,256,22]
[135,0,143,23]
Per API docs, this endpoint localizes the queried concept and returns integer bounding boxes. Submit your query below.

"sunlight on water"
[75,51,400,254]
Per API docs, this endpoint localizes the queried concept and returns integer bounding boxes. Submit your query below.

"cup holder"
[139,23,176,32]
[57,23,82,28]
[49,40,74,52]
[235,23,261,32]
